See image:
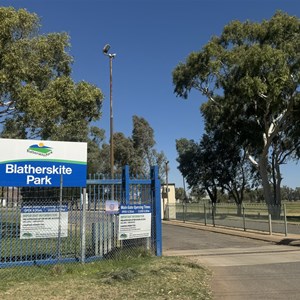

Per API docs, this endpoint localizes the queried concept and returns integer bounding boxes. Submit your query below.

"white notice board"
[118,205,151,240]
[20,205,68,239]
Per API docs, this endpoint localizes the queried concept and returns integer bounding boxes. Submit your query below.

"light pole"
[103,44,116,185]
[183,175,187,203]
[165,161,169,220]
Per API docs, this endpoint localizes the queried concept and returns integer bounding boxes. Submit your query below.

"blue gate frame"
[0,165,162,268]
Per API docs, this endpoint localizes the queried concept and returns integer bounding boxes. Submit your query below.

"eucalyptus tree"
[176,137,219,205]
[113,132,136,174]
[173,11,300,217]
[176,130,251,214]
[175,187,186,202]
[0,7,103,141]
[132,115,167,178]
[90,115,167,177]
[87,127,107,175]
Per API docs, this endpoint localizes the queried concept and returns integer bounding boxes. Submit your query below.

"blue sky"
[3,0,300,189]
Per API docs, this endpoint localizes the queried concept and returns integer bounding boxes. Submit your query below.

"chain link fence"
[173,202,300,235]
[0,166,162,271]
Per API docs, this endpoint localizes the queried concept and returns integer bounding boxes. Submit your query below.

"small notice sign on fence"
[118,204,151,240]
[20,205,68,239]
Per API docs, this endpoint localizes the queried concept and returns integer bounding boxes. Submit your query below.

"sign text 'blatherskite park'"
[0,138,87,187]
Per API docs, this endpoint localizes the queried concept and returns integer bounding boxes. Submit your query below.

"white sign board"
[105,200,119,214]
[20,205,68,239]
[0,138,87,187]
[118,205,151,240]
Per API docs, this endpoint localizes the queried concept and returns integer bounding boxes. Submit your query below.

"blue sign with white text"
[21,205,68,213]
[120,204,151,214]
[0,161,87,187]
[0,139,87,187]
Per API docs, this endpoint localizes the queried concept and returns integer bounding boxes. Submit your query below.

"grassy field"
[0,252,212,300]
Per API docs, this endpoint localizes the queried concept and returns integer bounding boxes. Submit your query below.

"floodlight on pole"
[103,44,116,192]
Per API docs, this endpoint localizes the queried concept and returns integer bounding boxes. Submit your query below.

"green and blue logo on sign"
[0,139,87,187]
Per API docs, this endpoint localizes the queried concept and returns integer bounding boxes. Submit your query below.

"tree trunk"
[206,187,217,217]
[232,191,242,216]
[270,148,282,219]
[236,204,242,216]
[258,156,273,211]
[273,158,282,219]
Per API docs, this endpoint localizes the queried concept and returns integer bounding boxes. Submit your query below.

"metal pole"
[183,176,187,223]
[242,205,246,231]
[183,175,187,202]
[109,55,115,200]
[103,45,116,200]
[204,203,207,226]
[284,203,288,236]
[81,188,87,263]
[151,166,162,256]
[165,161,169,220]
[268,214,272,235]
[57,174,63,261]
[212,203,215,227]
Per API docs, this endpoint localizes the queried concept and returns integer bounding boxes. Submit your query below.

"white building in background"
[161,183,176,219]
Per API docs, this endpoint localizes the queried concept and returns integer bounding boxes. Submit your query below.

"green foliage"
[87,126,107,175]
[176,137,218,204]
[132,115,155,175]
[0,7,103,142]
[175,187,186,201]
[173,11,300,210]
[113,132,136,172]
[176,131,252,205]
[90,115,167,177]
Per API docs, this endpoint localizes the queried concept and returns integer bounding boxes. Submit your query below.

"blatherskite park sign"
[0,138,87,187]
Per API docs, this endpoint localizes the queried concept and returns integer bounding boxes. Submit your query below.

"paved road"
[163,223,300,300]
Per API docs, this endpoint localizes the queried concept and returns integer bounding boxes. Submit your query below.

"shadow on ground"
[277,238,300,246]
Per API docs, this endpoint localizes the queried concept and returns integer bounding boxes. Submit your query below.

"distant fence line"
[169,202,300,236]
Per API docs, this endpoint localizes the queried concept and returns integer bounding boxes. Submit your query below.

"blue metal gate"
[0,166,161,268]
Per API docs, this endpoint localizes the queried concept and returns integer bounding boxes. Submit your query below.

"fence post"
[268,214,272,235]
[151,166,162,257]
[204,203,207,226]
[122,165,130,205]
[57,174,63,261]
[242,204,246,231]
[283,203,288,237]
[212,203,215,227]
[81,187,87,263]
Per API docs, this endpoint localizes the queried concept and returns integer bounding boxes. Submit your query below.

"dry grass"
[0,256,212,300]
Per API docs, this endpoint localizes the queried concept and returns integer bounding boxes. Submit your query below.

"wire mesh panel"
[174,202,300,236]
[242,203,273,233]
[212,204,244,229]
[283,202,300,235]
[85,179,122,260]
[0,166,162,269]
[84,175,159,260]
[0,186,82,267]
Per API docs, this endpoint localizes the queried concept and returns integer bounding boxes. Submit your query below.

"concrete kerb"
[163,219,300,246]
